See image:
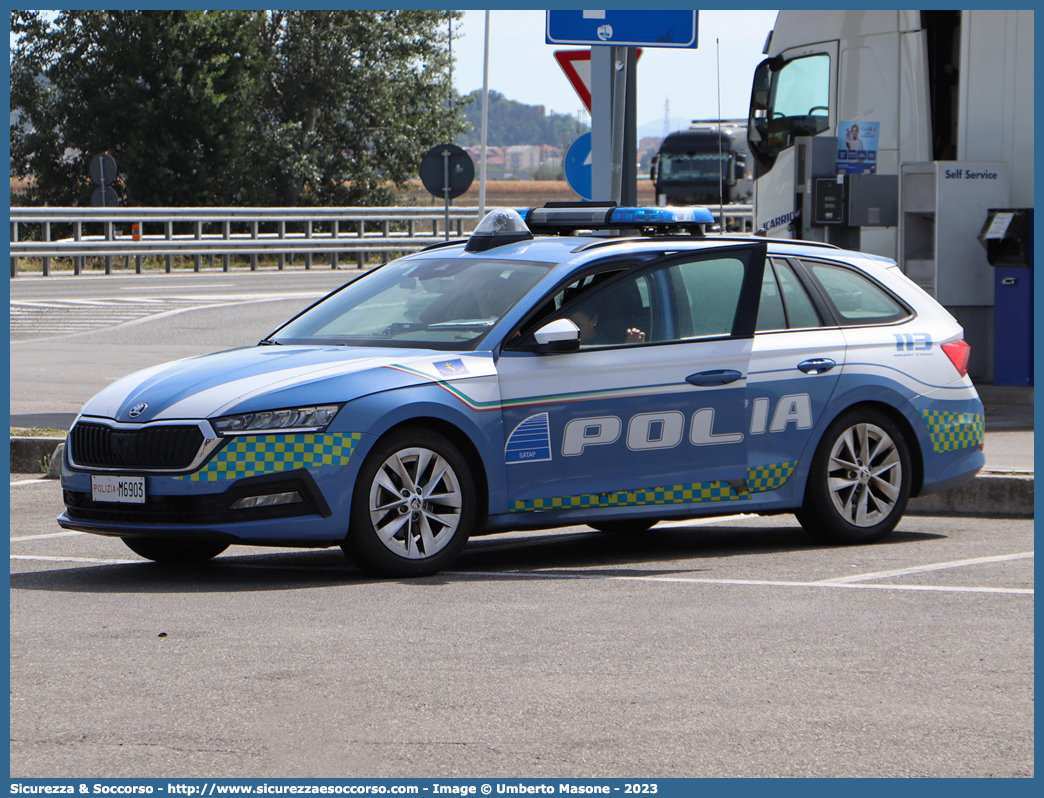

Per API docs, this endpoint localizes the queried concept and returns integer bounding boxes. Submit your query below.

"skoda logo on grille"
[128,402,148,419]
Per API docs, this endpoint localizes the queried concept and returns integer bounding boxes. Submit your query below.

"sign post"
[89,152,119,207]
[548,12,698,205]
[420,144,475,240]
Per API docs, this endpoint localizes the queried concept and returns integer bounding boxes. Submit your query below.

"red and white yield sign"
[553,48,643,113]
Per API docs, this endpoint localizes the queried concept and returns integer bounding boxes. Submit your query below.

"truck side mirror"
[649,154,658,180]
[734,154,747,180]
[748,59,774,166]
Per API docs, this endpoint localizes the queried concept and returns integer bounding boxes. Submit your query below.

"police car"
[59,205,985,577]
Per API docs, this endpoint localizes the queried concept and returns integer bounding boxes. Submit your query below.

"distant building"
[464,145,506,170]
[505,145,562,172]
[638,136,663,170]
[465,144,562,179]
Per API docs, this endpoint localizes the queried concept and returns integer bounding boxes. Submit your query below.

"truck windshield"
[660,152,729,180]
[750,53,831,161]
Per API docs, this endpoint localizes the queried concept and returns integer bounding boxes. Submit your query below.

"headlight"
[212,405,341,435]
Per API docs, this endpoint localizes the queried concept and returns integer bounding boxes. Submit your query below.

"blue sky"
[451,10,778,135]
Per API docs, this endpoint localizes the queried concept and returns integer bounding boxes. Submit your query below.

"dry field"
[11,178,654,212]
[403,178,656,210]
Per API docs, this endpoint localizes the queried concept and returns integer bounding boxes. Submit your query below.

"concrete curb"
[9,437,1033,517]
[907,472,1034,518]
[10,437,64,476]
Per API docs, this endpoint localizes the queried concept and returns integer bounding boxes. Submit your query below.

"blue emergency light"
[464,203,713,252]
[520,203,712,234]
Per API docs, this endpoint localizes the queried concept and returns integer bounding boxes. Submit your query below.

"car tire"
[343,427,475,577]
[797,407,911,545]
[122,537,228,563]
[590,519,657,534]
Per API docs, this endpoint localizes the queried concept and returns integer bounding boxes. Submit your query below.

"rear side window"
[803,260,910,325]
[776,260,821,328]
[756,259,822,331]
[756,263,787,331]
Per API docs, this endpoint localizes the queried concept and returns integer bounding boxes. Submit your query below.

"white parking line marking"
[621,576,1032,595]
[450,571,1033,595]
[11,532,85,542]
[10,479,51,486]
[11,555,139,564]
[653,514,753,529]
[118,283,235,290]
[813,552,1034,584]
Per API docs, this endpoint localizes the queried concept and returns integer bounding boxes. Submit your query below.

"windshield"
[269,256,555,349]
[660,151,730,180]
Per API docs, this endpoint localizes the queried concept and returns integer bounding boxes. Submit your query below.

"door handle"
[798,358,836,375]
[686,369,743,387]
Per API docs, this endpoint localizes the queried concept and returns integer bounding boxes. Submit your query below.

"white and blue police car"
[59,204,985,577]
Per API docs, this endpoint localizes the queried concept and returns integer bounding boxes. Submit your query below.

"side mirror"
[532,318,580,352]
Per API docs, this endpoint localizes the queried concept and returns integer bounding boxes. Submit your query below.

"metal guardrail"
[10,205,756,276]
[710,204,755,233]
[10,206,482,276]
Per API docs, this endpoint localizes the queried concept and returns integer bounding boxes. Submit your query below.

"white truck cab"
[746,10,1034,381]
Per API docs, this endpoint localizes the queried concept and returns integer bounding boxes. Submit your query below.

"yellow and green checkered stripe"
[510,460,797,513]
[921,409,984,453]
[747,460,797,493]
[179,433,362,482]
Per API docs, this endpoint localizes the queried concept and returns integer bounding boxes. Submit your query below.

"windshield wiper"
[427,319,495,331]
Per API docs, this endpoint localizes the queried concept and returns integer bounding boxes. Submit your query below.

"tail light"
[941,339,971,377]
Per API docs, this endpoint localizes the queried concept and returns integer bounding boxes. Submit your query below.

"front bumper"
[59,428,377,546]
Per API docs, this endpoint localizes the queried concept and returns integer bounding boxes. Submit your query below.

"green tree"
[11,10,265,206]
[10,10,466,206]
[251,10,465,206]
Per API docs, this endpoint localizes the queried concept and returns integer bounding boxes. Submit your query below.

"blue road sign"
[564,132,593,201]
[546,10,698,48]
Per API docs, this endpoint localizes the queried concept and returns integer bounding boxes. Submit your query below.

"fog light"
[229,491,303,510]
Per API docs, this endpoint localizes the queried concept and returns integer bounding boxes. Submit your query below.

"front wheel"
[343,427,475,577]
[797,408,911,545]
[122,537,228,564]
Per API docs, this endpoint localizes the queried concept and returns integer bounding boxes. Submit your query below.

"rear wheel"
[797,407,911,544]
[122,537,228,564]
[343,427,475,577]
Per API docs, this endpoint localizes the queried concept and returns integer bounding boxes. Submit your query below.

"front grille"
[70,422,204,470]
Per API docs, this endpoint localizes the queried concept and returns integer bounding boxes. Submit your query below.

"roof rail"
[419,238,467,252]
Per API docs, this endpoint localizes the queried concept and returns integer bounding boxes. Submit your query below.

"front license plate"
[91,475,146,504]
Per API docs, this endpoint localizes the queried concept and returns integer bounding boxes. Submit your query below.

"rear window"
[803,260,910,325]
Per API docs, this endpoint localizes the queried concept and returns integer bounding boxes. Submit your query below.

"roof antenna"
[716,37,724,235]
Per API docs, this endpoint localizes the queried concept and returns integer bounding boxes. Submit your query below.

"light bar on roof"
[609,206,714,225]
[520,204,711,234]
